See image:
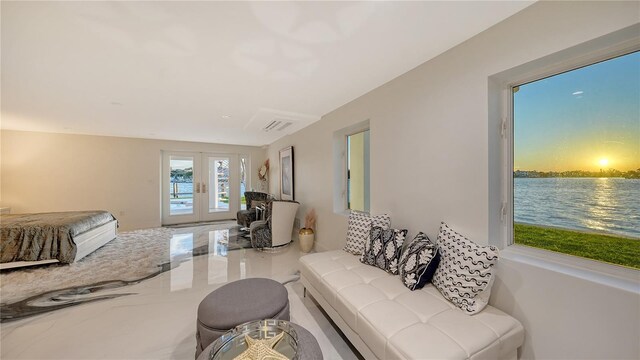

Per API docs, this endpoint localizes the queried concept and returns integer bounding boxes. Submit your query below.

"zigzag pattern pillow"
[432,222,499,315]
[398,232,440,291]
[360,226,407,275]
[344,211,391,255]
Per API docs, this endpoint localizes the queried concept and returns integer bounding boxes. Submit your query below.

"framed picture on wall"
[279,146,294,200]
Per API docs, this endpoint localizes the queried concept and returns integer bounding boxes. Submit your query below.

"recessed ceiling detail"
[0,1,534,146]
[245,108,320,144]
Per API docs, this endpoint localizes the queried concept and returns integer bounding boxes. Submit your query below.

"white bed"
[0,212,118,270]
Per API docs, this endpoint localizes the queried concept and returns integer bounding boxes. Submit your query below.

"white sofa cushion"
[300,250,524,360]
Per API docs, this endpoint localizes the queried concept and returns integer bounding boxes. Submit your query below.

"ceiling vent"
[263,120,293,132]
[245,108,321,143]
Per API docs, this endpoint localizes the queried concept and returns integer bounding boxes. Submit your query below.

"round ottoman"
[196,322,322,360]
[195,278,290,358]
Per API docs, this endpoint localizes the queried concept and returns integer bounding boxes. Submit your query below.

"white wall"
[1,130,265,231]
[266,2,640,359]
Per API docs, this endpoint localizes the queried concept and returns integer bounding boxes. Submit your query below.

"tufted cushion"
[300,250,524,360]
[398,232,440,290]
[361,226,407,275]
[432,222,499,315]
[344,211,391,255]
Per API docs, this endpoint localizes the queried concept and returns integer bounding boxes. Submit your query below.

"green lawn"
[514,223,640,270]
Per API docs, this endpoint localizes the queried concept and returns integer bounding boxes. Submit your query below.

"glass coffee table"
[207,319,299,360]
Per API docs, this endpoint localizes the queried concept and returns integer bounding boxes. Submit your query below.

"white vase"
[299,228,315,253]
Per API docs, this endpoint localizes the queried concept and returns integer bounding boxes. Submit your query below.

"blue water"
[170,183,246,200]
[514,178,640,238]
[170,182,246,197]
[172,182,193,195]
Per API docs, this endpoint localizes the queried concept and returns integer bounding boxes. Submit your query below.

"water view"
[512,51,639,269]
[514,178,639,239]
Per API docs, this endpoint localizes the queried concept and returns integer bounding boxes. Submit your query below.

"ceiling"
[1,1,533,146]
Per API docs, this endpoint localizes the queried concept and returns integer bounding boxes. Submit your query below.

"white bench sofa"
[300,250,524,360]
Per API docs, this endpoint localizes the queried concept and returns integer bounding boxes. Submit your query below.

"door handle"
[202,184,207,193]
[195,182,201,193]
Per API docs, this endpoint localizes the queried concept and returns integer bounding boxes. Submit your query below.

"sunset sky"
[514,51,639,172]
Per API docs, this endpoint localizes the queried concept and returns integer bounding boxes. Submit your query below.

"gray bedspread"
[0,211,116,264]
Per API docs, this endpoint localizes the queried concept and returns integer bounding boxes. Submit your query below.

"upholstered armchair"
[250,200,300,250]
[236,191,269,229]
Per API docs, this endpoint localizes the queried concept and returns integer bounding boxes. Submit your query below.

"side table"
[196,320,322,360]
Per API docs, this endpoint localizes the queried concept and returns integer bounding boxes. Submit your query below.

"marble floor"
[0,223,361,359]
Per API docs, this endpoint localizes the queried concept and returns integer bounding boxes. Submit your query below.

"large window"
[512,51,639,269]
[347,130,370,212]
[333,120,370,214]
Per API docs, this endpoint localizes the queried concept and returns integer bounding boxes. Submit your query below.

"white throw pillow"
[343,211,391,255]
[432,222,499,315]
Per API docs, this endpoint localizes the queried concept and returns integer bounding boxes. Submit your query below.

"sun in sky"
[598,158,609,167]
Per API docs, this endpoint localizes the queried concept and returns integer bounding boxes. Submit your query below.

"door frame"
[200,154,239,222]
[162,151,241,225]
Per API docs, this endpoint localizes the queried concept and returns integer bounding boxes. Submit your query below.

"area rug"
[0,221,253,321]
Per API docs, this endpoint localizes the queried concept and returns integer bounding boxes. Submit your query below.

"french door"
[162,151,240,225]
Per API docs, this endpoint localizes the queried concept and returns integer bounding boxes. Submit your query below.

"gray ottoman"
[195,278,290,358]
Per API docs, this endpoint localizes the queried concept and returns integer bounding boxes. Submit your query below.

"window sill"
[334,209,372,217]
[501,245,639,293]
[334,209,350,217]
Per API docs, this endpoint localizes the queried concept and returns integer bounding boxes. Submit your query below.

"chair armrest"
[250,220,268,232]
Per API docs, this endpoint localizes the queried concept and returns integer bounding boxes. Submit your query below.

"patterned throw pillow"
[360,226,408,275]
[344,212,391,255]
[398,232,440,291]
[432,222,499,315]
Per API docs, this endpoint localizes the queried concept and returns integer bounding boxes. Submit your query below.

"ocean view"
[514,177,640,239]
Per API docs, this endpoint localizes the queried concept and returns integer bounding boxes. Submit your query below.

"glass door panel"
[199,154,239,222]
[162,151,200,225]
[169,156,195,215]
[239,155,249,209]
[207,157,230,213]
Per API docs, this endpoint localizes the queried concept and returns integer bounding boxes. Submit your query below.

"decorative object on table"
[298,209,316,253]
[250,201,300,251]
[198,321,322,360]
[279,146,294,201]
[233,332,288,360]
[398,232,440,290]
[431,221,499,314]
[257,159,270,192]
[209,319,299,360]
[195,278,290,358]
[360,226,407,274]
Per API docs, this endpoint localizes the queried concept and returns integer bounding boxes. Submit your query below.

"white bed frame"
[0,220,118,270]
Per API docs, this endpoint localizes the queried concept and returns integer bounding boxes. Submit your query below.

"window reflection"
[169,233,193,291]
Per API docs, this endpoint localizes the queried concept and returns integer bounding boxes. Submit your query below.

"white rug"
[0,222,244,305]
